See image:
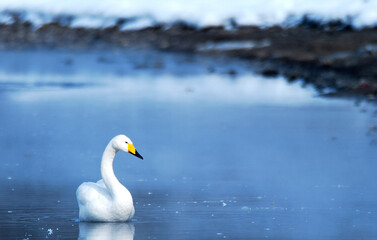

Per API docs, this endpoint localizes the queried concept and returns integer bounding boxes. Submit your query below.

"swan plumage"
[76,135,143,222]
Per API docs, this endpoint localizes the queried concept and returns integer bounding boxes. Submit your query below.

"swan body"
[76,135,143,222]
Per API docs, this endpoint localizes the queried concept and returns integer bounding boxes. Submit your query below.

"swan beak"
[128,143,143,160]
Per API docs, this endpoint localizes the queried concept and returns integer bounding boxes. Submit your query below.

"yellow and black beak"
[128,143,143,159]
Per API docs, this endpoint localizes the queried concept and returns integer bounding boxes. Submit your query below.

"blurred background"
[1,1,377,239]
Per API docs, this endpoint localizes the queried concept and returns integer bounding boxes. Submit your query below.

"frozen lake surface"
[0,49,377,239]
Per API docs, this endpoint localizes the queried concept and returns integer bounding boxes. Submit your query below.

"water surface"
[1,49,377,240]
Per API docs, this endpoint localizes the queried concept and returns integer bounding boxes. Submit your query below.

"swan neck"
[101,143,123,195]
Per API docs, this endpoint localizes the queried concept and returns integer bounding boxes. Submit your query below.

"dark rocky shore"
[1,17,377,98]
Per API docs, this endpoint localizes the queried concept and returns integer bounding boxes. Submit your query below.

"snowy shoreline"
[0,9,370,31]
[1,8,377,99]
[1,0,377,29]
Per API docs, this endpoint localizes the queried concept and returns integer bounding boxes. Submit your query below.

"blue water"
[0,49,377,239]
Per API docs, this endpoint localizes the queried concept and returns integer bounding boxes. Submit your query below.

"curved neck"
[101,142,123,196]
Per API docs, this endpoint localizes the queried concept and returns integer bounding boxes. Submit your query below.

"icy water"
[1,49,377,240]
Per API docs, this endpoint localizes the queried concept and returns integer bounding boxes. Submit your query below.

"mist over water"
[1,49,377,239]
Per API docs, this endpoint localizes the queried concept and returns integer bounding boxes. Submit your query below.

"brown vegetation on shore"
[1,19,377,97]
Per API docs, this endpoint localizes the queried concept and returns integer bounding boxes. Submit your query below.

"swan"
[76,134,143,222]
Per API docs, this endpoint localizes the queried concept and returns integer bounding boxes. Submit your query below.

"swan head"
[112,135,143,159]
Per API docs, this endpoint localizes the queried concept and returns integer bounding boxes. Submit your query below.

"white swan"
[76,134,143,222]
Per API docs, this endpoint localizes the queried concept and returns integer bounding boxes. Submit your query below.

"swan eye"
[125,141,128,144]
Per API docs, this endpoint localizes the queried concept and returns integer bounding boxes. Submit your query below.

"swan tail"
[76,182,99,206]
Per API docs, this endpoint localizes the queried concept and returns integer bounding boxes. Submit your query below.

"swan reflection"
[78,222,134,240]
